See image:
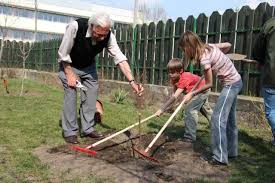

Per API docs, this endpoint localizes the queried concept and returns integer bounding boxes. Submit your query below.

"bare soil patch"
[33,131,229,183]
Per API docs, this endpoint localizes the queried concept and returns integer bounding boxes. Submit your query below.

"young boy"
[155,58,212,142]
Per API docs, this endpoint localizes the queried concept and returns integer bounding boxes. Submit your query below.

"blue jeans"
[184,90,212,141]
[262,87,275,144]
[211,79,243,164]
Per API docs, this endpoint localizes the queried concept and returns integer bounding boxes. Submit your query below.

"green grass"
[0,79,275,182]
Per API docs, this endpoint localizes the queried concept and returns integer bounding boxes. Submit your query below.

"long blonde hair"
[179,31,212,65]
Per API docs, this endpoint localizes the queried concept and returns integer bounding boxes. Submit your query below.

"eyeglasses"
[93,31,108,38]
[92,26,109,39]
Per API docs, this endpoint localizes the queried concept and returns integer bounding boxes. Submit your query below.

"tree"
[18,0,37,96]
[0,0,19,94]
[138,0,167,23]
[18,41,33,96]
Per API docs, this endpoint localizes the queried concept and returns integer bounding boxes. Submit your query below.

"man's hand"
[66,71,77,88]
[117,61,144,96]
[63,62,77,88]
[130,81,144,96]
[155,109,163,117]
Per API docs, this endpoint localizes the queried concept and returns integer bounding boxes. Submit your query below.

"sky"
[41,0,275,20]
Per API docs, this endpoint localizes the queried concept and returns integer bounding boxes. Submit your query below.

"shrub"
[113,88,128,104]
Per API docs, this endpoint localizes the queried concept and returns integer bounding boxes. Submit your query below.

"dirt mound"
[34,132,229,183]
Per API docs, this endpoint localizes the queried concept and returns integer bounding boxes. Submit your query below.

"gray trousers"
[59,64,98,137]
[184,90,212,141]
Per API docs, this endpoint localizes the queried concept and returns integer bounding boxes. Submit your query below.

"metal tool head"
[76,80,88,91]
[123,130,132,138]
[132,147,159,163]
[69,145,97,155]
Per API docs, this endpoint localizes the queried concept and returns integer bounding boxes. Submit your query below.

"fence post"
[163,19,174,85]
[155,21,165,85]
[173,17,185,59]
[131,25,137,75]
[186,16,196,73]
[196,13,208,75]
[148,22,156,84]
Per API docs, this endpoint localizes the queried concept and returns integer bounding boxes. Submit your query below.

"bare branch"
[138,0,167,23]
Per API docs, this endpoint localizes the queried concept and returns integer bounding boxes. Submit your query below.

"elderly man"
[58,13,143,144]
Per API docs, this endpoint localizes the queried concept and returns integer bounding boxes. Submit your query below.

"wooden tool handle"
[145,98,186,152]
[144,76,205,153]
[86,114,156,149]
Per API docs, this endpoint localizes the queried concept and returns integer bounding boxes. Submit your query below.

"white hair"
[88,13,113,28]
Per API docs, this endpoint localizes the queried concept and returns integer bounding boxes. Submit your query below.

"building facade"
[0,0,139,42]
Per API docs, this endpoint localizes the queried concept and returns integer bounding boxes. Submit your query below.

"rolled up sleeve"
[107,33,127,65]
[201,59,211,70]
[58,21,78,63]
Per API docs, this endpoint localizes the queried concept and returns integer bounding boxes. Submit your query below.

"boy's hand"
[183,92,193,103]
[155,109,163,117]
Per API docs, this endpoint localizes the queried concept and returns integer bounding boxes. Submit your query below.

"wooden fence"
[0,2,274,96]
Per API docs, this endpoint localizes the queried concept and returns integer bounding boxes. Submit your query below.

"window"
[53,14,58,22]
[0,28,63,41]
[20,9,34,18]
[0,5,86,24]
[2,6,11,15]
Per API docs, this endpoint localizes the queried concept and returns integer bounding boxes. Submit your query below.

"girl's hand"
[215,42,231,54]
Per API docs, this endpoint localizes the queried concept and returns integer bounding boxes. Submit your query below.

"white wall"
[1,0,139,24]
[0,14,67,34]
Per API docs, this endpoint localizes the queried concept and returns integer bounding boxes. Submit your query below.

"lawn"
[0,79,274,183]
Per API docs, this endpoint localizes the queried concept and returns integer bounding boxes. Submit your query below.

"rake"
[70,114,157,155]
[132,97,188,162]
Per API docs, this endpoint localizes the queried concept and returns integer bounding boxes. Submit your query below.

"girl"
[179,31,243,165]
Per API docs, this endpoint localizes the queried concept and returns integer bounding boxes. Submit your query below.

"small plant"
[113,88,128,104]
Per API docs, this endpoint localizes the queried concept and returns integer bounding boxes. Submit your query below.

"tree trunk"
[20,59,26,96]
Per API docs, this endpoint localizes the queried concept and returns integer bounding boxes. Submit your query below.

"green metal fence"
[1,2,274,97]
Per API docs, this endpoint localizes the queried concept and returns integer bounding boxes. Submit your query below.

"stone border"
[0,68,264,113]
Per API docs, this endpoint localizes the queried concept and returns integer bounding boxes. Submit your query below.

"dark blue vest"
[70,18,111,68]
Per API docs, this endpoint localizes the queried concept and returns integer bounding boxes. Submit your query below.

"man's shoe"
[64,135,79,144]
[84,131,104,139]
[208,158,227,166]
